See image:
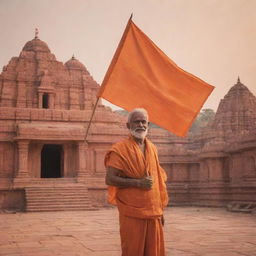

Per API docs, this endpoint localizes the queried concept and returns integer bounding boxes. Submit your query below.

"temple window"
[42,93,49,109]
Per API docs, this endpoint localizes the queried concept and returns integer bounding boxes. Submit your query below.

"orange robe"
[105,136,168,256]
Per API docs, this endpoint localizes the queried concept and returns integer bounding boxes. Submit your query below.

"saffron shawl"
[105,136,168,218]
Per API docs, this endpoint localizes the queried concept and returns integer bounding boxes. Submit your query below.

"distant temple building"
[0,34,255,212]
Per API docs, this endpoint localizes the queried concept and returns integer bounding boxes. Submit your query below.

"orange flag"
[98,17,214,137]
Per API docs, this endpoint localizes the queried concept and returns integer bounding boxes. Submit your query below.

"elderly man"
[105,108,168,256]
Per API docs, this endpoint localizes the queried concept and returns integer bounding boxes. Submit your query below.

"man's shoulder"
[111,137,131,151]
[105,138,130,165]
[146,138,157,150]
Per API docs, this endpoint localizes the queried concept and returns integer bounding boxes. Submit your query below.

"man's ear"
[126,123,130,129]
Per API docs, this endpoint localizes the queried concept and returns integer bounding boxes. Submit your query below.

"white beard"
[130,128,148,140]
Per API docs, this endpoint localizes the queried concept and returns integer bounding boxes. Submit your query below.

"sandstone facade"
[162,79,256,208]
[0,35,255,211]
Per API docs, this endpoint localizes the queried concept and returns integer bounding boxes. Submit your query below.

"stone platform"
[0,207,255,256]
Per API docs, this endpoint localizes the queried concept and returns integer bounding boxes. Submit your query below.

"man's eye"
[134,121,147,124]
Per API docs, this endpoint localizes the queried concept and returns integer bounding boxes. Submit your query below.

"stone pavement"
[0,207,255,256]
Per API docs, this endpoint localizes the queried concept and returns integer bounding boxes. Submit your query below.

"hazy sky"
[0,0,255,111]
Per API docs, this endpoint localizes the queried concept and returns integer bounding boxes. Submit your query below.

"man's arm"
[105,166,153,190]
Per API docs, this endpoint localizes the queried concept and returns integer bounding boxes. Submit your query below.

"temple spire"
[237,76,241,84]
[72,54,75,60]
[35,28,39,39]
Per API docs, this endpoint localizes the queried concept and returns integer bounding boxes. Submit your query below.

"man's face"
[127,112,149,140]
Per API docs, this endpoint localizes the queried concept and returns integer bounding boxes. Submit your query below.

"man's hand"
[137,176,153,190]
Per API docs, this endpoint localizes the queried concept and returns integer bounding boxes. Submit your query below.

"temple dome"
[65,56,88,72]
[211,77,256,134]
[220,77,255,111]
[22,38,50,52]
[226,77,249,97]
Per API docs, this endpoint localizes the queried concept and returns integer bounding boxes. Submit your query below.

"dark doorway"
[41,144,63,178]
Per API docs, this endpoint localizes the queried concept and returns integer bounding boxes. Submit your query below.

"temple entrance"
[41,144,63,178]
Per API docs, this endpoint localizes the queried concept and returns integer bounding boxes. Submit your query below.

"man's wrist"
[132,178,140,188]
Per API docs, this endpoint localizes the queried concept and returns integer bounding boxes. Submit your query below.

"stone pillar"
[16,140,30,179]
[63,143,73,177]
[13,140,30,188]
[49,93,55,109]
[38,92,43,108]
[77,141,88,182]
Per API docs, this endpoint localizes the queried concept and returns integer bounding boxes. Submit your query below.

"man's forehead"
[130,112,148,121]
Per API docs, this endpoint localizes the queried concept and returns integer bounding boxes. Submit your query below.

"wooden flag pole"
[84,97,100,141]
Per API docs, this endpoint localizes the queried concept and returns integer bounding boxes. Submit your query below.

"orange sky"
[0,0,255,111]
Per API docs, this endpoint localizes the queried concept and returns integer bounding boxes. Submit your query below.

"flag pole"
[84,97,100,141]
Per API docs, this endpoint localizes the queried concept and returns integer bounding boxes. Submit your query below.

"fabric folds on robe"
[105,136,169,219]
[119,214,165,256]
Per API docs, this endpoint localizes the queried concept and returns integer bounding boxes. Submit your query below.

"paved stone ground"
[0,207,255,256]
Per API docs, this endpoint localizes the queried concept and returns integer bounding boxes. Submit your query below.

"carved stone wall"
[166,79,256,207]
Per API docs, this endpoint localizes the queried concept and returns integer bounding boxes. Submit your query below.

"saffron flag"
[98,18,214,137]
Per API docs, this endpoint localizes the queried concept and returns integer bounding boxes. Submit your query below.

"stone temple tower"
[0,33,128,211]
[1,34,98,110]
[211,77,256,135]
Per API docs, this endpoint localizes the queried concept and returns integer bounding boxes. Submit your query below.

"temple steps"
[25,186,96,212]
[26,206,96,212]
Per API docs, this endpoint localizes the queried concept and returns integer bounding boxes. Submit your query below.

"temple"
[0,35,255,212]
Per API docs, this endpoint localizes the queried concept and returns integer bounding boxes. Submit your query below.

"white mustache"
[134,128,146,132]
